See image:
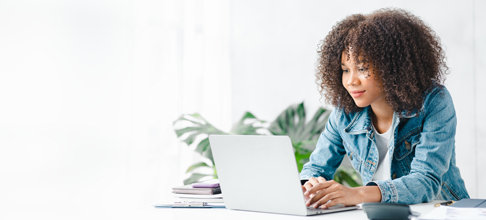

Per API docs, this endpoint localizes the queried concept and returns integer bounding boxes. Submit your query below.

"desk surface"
[153,201,441,220]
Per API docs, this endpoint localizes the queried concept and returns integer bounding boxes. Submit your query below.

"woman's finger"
[317,176,326,182]
[318,190,344,206]
[321,197,343,209]
[305,180,335,196]
[306,187,327,206]
[302,185,311,202]
[309,177,319,186]
[313,191,342,208]
[304,177,320,196]
[303,181,313,191]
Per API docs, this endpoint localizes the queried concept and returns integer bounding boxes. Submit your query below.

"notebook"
[171,185,221,195]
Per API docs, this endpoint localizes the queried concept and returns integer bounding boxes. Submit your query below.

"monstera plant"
[173,102,361,187]
[173,112,265,184]
[267,103,328,171]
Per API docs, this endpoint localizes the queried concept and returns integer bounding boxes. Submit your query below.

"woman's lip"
[350,90,365,98]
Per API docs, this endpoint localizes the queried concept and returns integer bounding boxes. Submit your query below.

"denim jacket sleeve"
[300,110,347,180]
[367,87,457,204]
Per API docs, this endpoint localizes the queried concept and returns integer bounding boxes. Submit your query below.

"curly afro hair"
[316,8,448,116]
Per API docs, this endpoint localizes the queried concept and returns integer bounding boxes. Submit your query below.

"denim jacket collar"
[343,107,372,135]
[343,106,420,136]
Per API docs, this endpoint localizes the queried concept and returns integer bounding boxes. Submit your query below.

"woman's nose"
[346,71,359,86]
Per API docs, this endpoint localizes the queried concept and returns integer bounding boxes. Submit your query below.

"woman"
[300,8,469,209]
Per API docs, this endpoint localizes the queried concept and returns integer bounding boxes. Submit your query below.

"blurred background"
[0,0,484,219]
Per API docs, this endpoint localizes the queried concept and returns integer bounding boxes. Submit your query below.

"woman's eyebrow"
[341,63,353,68]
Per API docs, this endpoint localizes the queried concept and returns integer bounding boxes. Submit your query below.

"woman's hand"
[303,177,382,209]
[302,177,326,202]
[302,177,326,197]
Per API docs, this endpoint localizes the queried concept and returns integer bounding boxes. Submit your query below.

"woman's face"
[341,51,385,108]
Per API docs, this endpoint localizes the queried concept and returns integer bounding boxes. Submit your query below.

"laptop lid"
[209,135,308,216]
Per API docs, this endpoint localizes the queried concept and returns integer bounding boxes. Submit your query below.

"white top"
[371,123,392,181]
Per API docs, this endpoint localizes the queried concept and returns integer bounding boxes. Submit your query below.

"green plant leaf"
[269,107,290,135]
[230,112,265,135]
[294,152,311,172]
[333,168,362,187]
[293,140,318,154]
[285,107,296,137]
[295,103,306,134]
[267,103,331,173]
[334,173,341,183]
[173,114,204,126]
[181,132,200,145]
[174,127,203,137]
[174,114,227,158]
[195,138,210,155]
[335,170,361,187]
[240,112,256,119]
[186,162,211,173]
[299,107,328,141]
[203,145,215,165]
[268,102,329,144]
[213,166,218,178]
[174,114,226,136]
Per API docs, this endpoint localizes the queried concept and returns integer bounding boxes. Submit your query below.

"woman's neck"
[370,100,394,134]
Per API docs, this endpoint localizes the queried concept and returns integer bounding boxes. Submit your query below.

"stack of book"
[171,179,224,207]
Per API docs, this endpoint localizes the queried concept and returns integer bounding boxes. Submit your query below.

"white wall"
[475,0,486,198]
[0,2,137,219]
[0,0,232,219]
[230,0,485,198]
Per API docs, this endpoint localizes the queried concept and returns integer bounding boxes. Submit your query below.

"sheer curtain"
[0,0,231,218]
[144,0,232,204]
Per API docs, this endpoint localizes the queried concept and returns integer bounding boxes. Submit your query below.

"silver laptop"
[209,135,359,216]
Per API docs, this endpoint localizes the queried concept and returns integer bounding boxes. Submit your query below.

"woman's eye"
[343,70,349,73]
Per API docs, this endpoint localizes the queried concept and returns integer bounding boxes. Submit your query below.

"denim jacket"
[300,86,469,204]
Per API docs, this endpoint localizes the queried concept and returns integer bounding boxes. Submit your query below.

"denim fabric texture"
[300,86,469,204]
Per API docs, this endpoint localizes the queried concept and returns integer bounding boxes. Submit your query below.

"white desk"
[154,201,441,220]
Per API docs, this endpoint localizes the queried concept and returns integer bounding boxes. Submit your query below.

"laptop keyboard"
[307,204,358,215]
[307,204,345,210]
